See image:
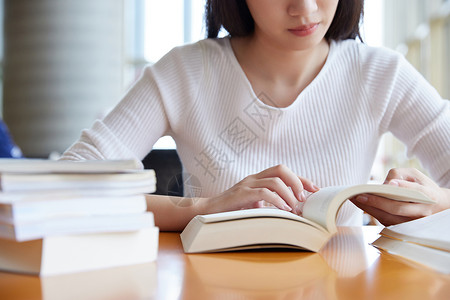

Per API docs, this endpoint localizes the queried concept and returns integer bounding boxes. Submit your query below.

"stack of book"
[0,158,159,276]
[371,209,450,274]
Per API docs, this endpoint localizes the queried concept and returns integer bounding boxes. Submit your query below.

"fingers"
[384,168,419,183]
[298,176,320,193]
[384,168,436,187]
[247,177,300,209]
[387,178,429,196]
[351,168,449,225]
[353,193,434,219]
[251,187,294,211]
[351,190,435,226]
[210,185,294,213]
[254,164,319,200]
[351,198,414,226]
[213,164,319,215]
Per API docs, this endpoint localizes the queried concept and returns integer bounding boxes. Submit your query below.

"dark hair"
[205,0,364,41]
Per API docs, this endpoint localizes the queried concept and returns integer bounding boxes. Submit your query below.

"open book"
[181,184,435,253]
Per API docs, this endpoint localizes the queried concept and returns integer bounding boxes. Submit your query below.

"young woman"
[61,0,450,230]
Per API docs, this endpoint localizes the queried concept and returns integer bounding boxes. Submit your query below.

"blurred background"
[0,0,448,181]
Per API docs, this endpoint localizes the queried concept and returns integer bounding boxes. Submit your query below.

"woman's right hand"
[200,164,319,216]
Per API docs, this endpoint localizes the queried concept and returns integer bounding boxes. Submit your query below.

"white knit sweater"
[62,38,450,225]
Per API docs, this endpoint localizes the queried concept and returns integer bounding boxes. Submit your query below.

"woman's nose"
[288,0,319,16]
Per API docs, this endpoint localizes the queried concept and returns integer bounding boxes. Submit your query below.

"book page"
[197,208,327,233]
[302,186,349,233]
[302,184,434,234]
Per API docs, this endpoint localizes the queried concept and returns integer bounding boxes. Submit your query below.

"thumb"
[387,179,427,194]
[388,179,416,188]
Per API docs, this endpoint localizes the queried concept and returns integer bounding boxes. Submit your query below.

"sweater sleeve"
[360,45,450,187]
[61,42,204,161]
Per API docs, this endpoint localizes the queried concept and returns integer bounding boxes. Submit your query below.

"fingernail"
[389,180,399,186]
[296,190,306,202]
[356,195,368,203]
[283,204,292,211]
[313,185,320,191]
[295,190,302,202]
[295,202,304,215]
[300,192,307,202]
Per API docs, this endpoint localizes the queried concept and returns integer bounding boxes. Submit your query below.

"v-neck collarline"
[222,37,336,111]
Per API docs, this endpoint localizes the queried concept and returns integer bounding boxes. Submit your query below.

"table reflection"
[177,227,384,300]
[320,226,381,277]
[182,252,338,300]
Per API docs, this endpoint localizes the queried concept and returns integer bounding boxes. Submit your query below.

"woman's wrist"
[146,194,211,231]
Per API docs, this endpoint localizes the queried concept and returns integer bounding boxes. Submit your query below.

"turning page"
[302,186,349,233]
[302,184,433,234]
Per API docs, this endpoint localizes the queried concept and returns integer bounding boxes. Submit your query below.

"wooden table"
[0,226,449,300]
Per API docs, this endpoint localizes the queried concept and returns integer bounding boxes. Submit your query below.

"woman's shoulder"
[148,38,232,79]
[331,39,406,67]
[160,37,230,62]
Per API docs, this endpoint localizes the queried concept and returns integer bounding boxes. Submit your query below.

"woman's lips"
[288,23,319,37]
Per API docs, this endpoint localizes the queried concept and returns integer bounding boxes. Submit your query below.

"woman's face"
[245,0,339,50]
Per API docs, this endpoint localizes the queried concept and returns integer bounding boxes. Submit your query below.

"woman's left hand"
[351,168,450,226]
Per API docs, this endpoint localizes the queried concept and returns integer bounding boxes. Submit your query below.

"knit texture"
[62,38,450,225]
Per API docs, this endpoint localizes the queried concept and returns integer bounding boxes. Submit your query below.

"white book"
[0,212,155,241]
[0,227,159,276]
[40,262,157,300]
[372,235,450,274]
[0,194,147,223]
[0,185,155,202]
[0,170,156,192]
[376,208,450,252]
[0,158,143,173]
[371,209,450,274]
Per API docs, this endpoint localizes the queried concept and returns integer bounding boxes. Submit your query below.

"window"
[144,0,205,63]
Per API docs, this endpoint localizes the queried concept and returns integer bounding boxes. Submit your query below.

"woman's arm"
[355,48,450,225]
[351,168,450,226]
